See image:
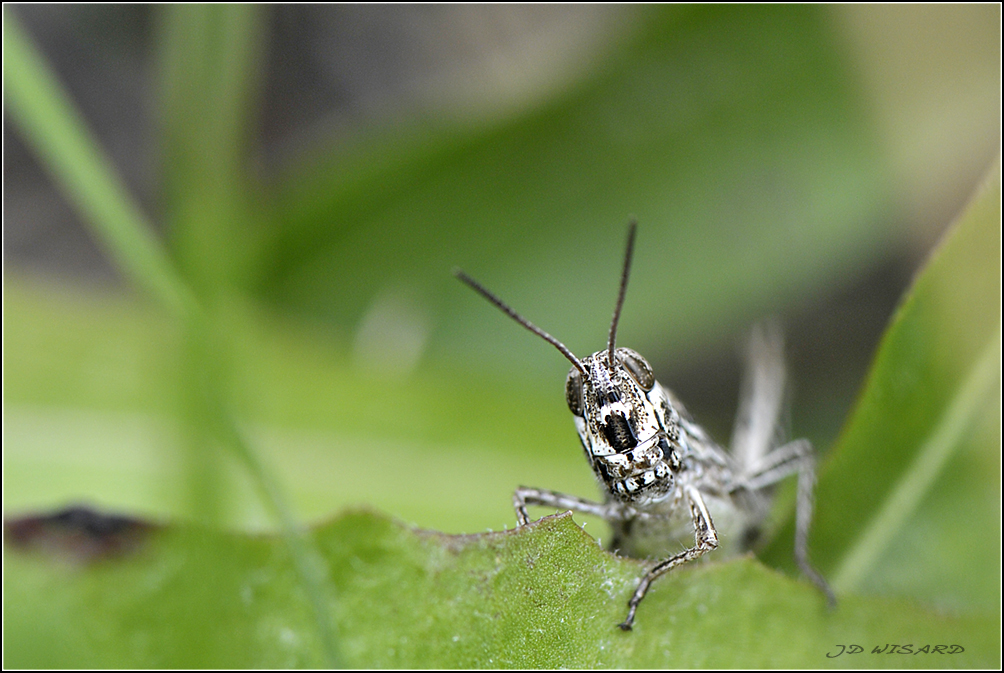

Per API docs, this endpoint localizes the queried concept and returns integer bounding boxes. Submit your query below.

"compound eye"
[565,367,584,416]
[618,348,655,391]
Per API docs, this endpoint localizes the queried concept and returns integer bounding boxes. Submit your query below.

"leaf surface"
[4,510,997,668]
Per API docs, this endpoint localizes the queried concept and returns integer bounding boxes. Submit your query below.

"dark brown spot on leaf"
[4,505,157,563]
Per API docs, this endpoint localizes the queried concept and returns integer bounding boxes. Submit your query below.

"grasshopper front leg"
[513,486,619,526]
[619,485,719,631]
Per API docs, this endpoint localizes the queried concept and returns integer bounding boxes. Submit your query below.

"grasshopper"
[456,222,834,629]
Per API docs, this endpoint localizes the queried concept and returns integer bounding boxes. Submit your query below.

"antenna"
[607,220,637,366]
[454,269,588,377]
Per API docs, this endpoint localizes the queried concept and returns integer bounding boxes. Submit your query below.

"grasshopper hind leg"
[729,320,836,607]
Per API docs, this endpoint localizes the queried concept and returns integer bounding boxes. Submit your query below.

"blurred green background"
[4,2,1000,585]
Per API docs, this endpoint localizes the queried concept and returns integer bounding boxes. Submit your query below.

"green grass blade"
[215,415,342,666]
[2,8,191,317]
[156,4,265,293]
[3,10,340,663]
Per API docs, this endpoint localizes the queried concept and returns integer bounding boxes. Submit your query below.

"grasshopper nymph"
[455,222,834,630]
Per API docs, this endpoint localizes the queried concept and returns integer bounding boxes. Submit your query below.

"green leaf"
[4,510,997,668]
[259,5,890,377]
[763,163,1001,613]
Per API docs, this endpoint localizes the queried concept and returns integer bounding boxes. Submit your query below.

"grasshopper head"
[567,348,681,505]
